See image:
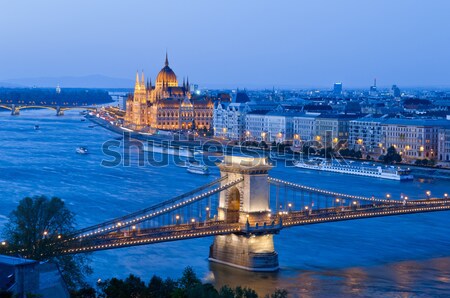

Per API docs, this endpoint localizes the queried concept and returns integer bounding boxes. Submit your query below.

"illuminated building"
[125,53,213,131]
[381,119,447,159]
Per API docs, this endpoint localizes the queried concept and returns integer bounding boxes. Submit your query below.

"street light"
[386,194,391,199]
[444,193,448,199]
[426,191,431,199]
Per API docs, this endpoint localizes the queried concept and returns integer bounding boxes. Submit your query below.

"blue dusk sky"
[0,0,449,88]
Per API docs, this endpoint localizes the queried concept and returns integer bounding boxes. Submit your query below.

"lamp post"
[426,191,431,200]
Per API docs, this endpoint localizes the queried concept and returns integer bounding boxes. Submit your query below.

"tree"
[265,289,288,298]
[98,275,149,298]
[70,287,96,298]
[178,266,202,291]
[219,285,235,298]
[1,196,92,289]
[383,146,402,164]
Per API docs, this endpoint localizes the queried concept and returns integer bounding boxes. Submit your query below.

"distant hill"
[1,75,134,89]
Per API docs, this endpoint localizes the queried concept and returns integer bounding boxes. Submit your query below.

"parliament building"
[125,54,214,131]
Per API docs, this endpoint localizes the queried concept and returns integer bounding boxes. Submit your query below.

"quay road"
[86,114,263,155]
[47,198,450,256]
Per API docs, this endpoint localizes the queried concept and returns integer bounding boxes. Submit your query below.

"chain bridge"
[3,156,450,271]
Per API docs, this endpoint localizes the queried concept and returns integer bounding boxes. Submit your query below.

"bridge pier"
[209,155,279,271]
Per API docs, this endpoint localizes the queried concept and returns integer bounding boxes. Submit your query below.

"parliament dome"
[156,53,178,87]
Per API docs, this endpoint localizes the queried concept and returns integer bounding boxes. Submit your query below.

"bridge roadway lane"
[57,221,241,255]
[41,199,450,256]
[281,198,450,227]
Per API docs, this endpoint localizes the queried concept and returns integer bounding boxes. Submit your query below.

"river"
[1,110,450,297]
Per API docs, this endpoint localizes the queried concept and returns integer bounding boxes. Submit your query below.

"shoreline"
[88,114,450,180]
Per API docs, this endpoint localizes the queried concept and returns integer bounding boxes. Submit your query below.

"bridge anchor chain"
[209,155,279,272]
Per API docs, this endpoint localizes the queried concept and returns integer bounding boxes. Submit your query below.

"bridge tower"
[209,155,279,271]
[11,104,19,115]
[56,106,64,116]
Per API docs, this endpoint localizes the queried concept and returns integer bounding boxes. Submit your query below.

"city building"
[333,82,343,95]
[125,53,214,131]
[438,124,450,164]
[213,92,251,140]
[391,85,401,98]
[381,119,448,160]
[292,113,320,147]
[349,116,386,154]
[369,78,378,96]
[245,110,294,143]
[314,114,358,147]
[0,255,69,297]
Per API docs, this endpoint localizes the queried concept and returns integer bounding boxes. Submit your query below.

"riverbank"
[87,114,450,179]
[86,114,267,157]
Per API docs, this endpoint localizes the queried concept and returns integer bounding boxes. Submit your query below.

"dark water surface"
[1,110,450,297]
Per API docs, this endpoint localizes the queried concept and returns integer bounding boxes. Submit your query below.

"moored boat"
[294,159,413,181]
[143,144,194,158]
[187,163,210,175]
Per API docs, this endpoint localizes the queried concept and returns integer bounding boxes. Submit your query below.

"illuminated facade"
[381,119,445,159]
[125,54,213,131]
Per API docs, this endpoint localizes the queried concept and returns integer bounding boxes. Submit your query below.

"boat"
[187,163,210,175]
[293,159,414,181]
[143,144,194,158]
[269,152,297,161]
[34,125,39,130]
[76,147,88,154]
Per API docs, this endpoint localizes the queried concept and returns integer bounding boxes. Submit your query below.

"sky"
[0,0,449,89]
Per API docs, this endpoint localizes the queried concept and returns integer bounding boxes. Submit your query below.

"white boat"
[294,159,414,181]
[187,163,210,175]
[143,144,194,158]
[76,147,88,154]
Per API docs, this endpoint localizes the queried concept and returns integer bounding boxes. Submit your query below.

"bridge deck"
[51,199,450,255]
